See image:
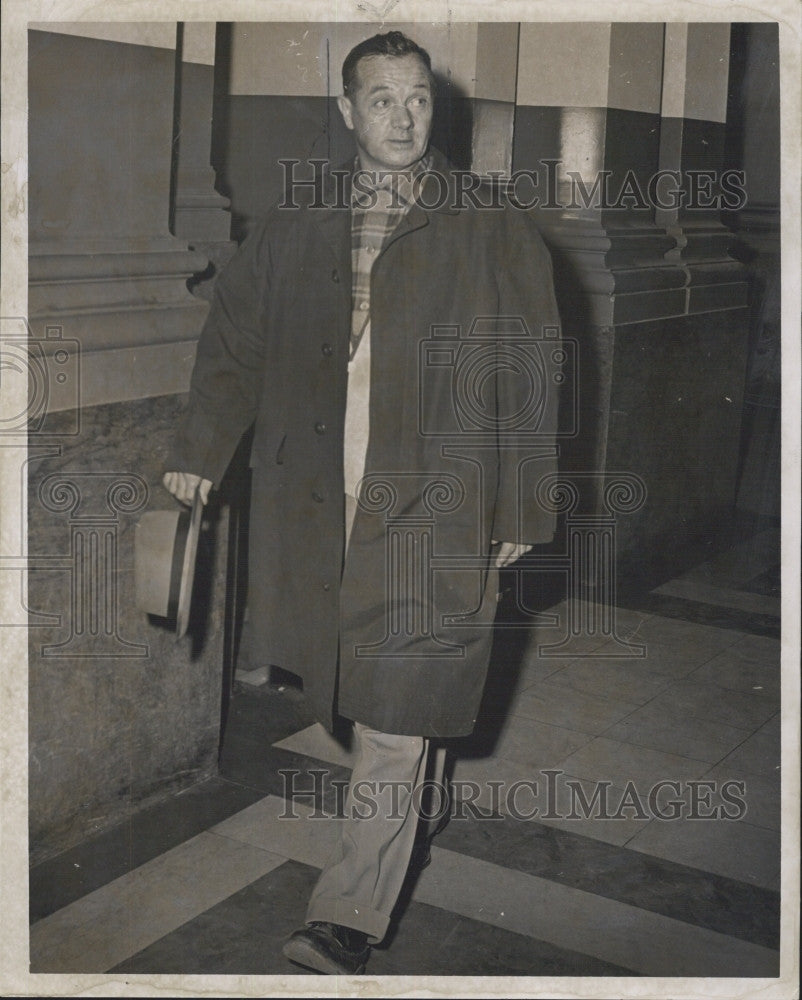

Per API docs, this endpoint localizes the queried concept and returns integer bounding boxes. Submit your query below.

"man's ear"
[337,94,354,131]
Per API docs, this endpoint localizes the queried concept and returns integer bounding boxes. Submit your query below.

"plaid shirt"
[343,154,432,499]
[349,154,432,359]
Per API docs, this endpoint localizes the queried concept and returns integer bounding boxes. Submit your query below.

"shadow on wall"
[429,71,473,173]
[724,23,781,521]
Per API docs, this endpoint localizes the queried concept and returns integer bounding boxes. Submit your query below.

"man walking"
[164,30,562,974]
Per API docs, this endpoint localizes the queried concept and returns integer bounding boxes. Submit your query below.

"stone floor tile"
[30,832,286,973]
[625,818,780,889]
[717,724,781,779]
[543,658,674,705]
[112,859,316,975]
[690,647,781,700]
[514,655,570,687]
[412,848,778,976]
[273,722,357,769]
[603,701,753,763]
[556,736,712,789]
[451,755,549,815]
[511,679,641,735]
[701,763,780,831]
[589,637,724,679]
[29,776,265,921]
[615,614,744,651]
[492,715,594,768]
[530,773,654,846]
[645,679,779,731]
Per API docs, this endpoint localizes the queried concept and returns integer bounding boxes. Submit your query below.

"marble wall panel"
[27,395,230,863]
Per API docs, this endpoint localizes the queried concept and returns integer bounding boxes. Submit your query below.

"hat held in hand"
[135,488,203,638]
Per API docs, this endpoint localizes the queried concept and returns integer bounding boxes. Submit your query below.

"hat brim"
[134,488,204,638]
[175,488,203,639]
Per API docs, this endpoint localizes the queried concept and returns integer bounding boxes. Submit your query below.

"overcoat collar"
[308,145,462,274]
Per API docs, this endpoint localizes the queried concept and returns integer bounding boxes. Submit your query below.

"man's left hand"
[491,540,534,568]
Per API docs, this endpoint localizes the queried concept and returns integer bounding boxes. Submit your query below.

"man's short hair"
[342,31,434,97]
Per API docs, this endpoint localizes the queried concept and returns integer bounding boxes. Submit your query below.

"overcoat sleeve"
[492,207,563,545]
[167,218,273,485]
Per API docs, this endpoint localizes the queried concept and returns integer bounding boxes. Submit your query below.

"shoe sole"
[282,937,366,975]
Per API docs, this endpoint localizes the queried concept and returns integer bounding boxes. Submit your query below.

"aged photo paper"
[1,0,800,997]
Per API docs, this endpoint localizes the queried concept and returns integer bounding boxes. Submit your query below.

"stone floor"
[29,522,785,985]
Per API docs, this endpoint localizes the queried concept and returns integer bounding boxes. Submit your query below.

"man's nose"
[390,104,414,129]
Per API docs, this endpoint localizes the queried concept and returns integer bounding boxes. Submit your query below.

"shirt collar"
[351,153,433,209]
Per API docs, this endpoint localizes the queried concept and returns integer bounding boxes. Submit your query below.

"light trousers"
[305,724,447,942]
[305,494,447,943]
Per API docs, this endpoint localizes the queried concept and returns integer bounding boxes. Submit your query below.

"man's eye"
[410,97,429,108]
[374,99,389,109]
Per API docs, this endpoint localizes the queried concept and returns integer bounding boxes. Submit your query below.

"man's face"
[337,53,434,173]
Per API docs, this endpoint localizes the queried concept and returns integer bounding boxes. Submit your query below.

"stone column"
[509,22,750,560]
[656,24,747,313]
[471,23,521,179]
[27,25,211,409]
[171,22,235,299]
[724,24,781,518]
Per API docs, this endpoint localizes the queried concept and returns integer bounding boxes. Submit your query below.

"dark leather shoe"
[282,921,370,974]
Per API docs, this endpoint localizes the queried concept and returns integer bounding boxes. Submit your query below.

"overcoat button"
[312,491,324,503]
[331,269,340,283]
[314,422,326,435]
[322,583,331,591]
[321,343,333,356]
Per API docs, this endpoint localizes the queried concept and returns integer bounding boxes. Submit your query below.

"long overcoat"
[170,149,563,737]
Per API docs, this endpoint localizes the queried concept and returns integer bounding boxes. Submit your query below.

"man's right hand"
[162,472,213,506]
